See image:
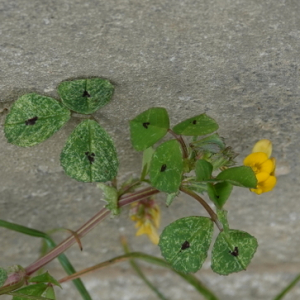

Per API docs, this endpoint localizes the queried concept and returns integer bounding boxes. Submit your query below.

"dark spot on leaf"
[181,241,190,250]
[143,122,150,129]
[25,116,38,126]
[229,246,239,257]
[82,90,91,97]
[85,151,95,164]
[160,164,167,172]
[216,195,220,199]
[192,120,197,124]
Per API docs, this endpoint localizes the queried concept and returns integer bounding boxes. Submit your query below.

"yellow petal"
[270,157,276,176]
[258,176,276,193]
[260,159,275,174]
[256,172,270,183]
[147,229,160,245]
[250,187,263,195]
[136,224,148,236]
[252,139,272,158]
[149,207,160,228]
[243,152,268,167]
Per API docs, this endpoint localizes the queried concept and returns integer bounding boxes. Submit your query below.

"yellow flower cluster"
[130,198,160,245]
[243,139,276,195]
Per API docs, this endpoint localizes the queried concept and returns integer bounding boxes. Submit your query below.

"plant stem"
[58,252,219,300]
[168,129,188,159]
[23,186,159,276]
[180,186,223,231]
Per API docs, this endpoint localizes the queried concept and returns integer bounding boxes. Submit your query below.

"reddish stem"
[168,129,188,159]
[180,186,223,231]
[21,186,159,276]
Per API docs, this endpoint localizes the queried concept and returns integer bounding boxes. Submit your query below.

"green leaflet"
[211,229,258,275]
[29,272,61,288]
[191,133,225,153]
[207,181,233,209]
[159,216,214,273]
[42,286,56,299]
[172,114,218,136]
[216,166,257,188]
[12,283,48,300]
[141,146,155,180]
[182,181,208,194]
[195,159,213,181]
[149,140,183,193]
[0,268,7,288]
[60,119,118,182]
[129,107,170,151]
[165,192,179,207]
[57,78,114,114]
[4,93,70,147]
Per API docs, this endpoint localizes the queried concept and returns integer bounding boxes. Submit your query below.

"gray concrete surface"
[0,0,299,299]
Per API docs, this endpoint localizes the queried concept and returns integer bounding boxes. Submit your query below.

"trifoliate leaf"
[207,181,233,209]
[0,268,7,288]
[129,107,170,151]
[4,93,70,147]
[159,216,214,273]
[29,271,61,288]
[216,166,257,188]
[172,114,218,136]
[12,283,48,300]
[60,119,118,182]
[141,147,155,180]
[211,229,258,275]
[57,78,114,114]
[149,140,183,193]
[98,183,120,216]
[195,159,213,181]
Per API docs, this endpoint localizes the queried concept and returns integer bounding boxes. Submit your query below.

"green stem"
[273,273,300,300]
[121,237,169,300]
[58,252,219,300]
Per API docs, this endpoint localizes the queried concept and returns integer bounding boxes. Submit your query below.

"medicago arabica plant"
[0,77,282,300]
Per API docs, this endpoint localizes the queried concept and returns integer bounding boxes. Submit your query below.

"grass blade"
[273,273,300,300]
[121,238,169,300]
[0,219,92,300]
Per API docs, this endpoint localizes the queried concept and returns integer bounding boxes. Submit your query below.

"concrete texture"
[0,0,299,299]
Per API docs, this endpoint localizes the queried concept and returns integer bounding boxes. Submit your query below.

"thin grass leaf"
[0,220,92,300]
[273,273,300,300]
[121,238,169,300]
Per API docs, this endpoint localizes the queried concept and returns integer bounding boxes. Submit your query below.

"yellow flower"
[130,198,160,244]
[243,139,276,195]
